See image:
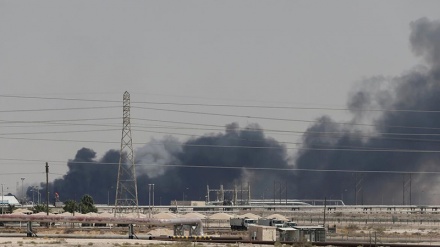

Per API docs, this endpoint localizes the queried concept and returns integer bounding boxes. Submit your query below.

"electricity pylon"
[114,91,139,216]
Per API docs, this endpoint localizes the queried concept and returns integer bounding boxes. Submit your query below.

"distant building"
[248,225,277,241]
[170,200,206,207]
[0,195,20,206]
[278,225,326,242]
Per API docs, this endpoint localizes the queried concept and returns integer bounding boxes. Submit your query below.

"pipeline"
[0,214,203,235]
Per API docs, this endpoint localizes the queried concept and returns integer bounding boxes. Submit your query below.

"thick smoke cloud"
[31,18,440,206]
[295,18,440,205]
[49,148,120,203]
[169,123,291,202]
[135,136,182,178]
[38,123,291,205]
[410,18,440,73]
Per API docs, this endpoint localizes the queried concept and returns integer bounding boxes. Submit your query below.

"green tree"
[63,200,78,213]
[7,204,16,214]
[79,194,97,214]
[33,204,50,214]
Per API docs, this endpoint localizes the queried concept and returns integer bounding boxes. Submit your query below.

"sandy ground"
[4,208,440,246]
[0,237,169,247]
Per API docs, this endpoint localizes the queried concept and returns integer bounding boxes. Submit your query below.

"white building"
[0,195,20,206]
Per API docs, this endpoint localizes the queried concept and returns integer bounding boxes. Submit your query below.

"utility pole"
[402,174,412,205]
[273,180,276,205]
[323,197,327,228]
[32,187,35,205]
[36,186,40,205]
[148,184,154,218]
[248,182,251,205]
[20,177,25,205]
[46,162,49,216]
[410,173,412,205]
[114,92,139,216]
[355,173,363,205]
[1,184,3,214]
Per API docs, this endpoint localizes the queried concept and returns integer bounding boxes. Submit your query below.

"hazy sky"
[1,0,440,197]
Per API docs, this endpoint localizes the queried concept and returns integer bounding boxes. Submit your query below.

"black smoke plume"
[48,148,120,204]
[36,123,292,205]
[294,18,440,205]
[30,18,440,206]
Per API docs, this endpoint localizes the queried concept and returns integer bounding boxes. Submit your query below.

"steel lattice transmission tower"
[114,91,139,216]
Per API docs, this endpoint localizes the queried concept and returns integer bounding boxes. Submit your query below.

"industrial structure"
[114,91,139,216]
[206,184,251,205]
[204,184,343,207]
[0,214,203,238]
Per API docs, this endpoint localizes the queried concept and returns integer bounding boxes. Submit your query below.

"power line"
[1,135,440,153]
[0,172,44,176]
[48,172,66,176]
[3,116,440,149]
[129,127,440,148]
[0,124,429,152]
[0,117,119,124]
[3,116,440,137]
[132,105,440,131]
[0,94,119,103]
[0,106,120,113]
[3,94,440,113]
[134,101,440,113]
[134,120,440,136]
[132,125,440,138]
[4,117,440,142]
[0,158,438,175]
[0,136,118,144]
[4,95,440,150]
[0,128,415,152]
[2,101,440,133]
[1,109,440,149]
[0,128,119,136]
[0,119,121,129]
